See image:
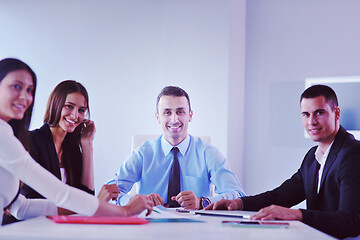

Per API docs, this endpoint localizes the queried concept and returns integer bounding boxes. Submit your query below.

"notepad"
[48,215,149,225]
[193,210,252,219]
[147,218,204,223]
[222,220,290,229]
[139,206,197,219]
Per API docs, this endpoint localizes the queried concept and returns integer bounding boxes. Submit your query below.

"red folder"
[48,215,149,225]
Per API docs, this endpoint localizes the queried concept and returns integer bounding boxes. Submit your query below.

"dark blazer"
[241,126,360,239]
[21,123,94,199]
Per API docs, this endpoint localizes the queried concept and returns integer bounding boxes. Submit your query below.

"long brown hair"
[0,58,37,151]
[44,80,90,187]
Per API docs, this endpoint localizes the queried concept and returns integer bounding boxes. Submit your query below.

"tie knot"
[171,147,179,156]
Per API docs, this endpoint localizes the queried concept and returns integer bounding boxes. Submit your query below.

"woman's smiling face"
[0,70,34,122]
[57,92,87,133]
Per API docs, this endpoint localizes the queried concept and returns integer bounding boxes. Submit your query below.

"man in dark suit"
[206,85,360,239]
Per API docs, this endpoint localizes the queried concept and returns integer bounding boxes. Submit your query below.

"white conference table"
[0,211,336,240]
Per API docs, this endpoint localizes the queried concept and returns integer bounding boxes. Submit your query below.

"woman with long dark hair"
[22,80,98,198]
[0,58,153,225]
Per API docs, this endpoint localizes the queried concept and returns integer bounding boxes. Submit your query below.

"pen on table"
[115,173,118,186]
[153,209,161,214]
[114,173,119,205]
[176,209,190,213]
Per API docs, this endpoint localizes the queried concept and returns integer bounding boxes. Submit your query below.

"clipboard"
[48,215,149,225]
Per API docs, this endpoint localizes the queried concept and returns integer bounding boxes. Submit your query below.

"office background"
[1,0,359,198]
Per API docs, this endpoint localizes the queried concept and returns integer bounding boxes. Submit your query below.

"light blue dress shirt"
[106,135,246,205]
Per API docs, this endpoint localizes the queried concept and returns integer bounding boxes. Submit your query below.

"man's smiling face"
[156,95,193,146]
[301,95,340,146]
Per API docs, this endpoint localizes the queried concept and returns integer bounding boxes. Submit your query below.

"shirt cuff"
[10,194,58,220]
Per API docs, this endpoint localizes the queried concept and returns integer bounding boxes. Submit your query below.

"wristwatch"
[201,197,211,209]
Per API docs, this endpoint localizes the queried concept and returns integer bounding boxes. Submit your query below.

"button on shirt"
[314,141,334,193]
[107,135,246,205]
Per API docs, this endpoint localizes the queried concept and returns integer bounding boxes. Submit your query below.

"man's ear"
[189,110,193,122]
[335,106,341,121]
[155,112,160,123]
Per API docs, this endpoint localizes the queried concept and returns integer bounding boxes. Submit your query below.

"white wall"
[244,0,360,195]
[228,0,246,187]
[0,0,246,193]
[4,0,359,202]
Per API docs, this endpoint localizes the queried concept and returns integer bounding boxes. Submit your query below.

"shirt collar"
[315,140,334,165]
[161,134,190,157]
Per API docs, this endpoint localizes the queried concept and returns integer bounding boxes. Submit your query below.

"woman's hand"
[97,184,121,202]
[80,119,96,146]
[124,195,154,216]
[80,119,96,190]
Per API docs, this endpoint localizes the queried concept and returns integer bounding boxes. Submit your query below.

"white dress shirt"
[0,119,99,224]
[314,141,334,193]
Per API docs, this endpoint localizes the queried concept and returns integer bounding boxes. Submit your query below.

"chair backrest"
[131,135,159,151]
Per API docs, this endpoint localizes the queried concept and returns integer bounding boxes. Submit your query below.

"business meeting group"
[1,57,360,239]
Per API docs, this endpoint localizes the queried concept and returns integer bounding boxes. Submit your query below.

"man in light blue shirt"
[106,86,245,209]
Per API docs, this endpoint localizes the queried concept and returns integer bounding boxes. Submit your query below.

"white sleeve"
[0,122,99,216]
[9,194,57,220]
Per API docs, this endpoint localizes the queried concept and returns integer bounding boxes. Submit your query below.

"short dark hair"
[300,84,338,110]
[156,86,191,112]
[0,58,37,151]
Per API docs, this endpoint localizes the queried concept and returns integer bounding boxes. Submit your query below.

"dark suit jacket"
[241,126,360,239]
[21,123,94,199]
